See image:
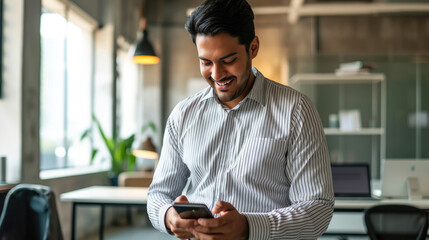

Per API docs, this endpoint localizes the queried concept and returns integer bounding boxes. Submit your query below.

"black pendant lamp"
[133,2,159,65]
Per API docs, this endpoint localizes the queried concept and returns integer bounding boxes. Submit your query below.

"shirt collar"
[199,67,266,107]
[200,86,215,102]
[246,67,266,107]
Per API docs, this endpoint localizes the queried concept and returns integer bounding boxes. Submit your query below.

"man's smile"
[216,79,233,86]
[210,76,236,90]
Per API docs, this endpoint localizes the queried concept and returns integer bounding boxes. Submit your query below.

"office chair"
[364,204,428,240]
[0,184,63,240]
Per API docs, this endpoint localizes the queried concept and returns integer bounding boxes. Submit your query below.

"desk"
[60,186,148,240]
[61,187,429,239]
[325,198,429,236]
[335,198,429,211]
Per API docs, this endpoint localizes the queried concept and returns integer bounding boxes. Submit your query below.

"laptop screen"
[331,164,371,197]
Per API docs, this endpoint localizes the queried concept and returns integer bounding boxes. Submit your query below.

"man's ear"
[249,36,259,59]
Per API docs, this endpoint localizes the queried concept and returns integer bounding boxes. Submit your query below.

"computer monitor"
[381,159,429,199]
[331,164,372,198]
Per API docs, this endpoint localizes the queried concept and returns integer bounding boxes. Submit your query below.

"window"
[0,0,3,99]
[40,0,100,172]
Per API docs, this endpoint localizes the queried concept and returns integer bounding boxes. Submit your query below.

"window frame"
[39,0,109,179]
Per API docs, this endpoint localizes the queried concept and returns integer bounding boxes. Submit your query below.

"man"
[147,0,334,239]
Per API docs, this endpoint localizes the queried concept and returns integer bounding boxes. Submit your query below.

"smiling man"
[147,0,334,239]
[196,33,257,109]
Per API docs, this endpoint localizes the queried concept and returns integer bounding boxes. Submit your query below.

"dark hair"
[185,0,255,52]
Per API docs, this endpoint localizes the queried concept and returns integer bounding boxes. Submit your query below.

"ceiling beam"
[188,3,429,20]
[288,0,305,24]
[253,3,429,17]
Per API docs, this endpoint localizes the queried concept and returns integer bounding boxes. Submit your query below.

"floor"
[80,211,176,240]
[79,211,369,240]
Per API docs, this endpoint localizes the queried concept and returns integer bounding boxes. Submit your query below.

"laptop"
[331,164,379,200]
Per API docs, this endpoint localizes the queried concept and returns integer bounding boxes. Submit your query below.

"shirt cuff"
[158,204,174,234]
[243,212,270,240]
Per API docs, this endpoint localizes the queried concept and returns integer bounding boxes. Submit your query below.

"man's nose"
[211,64,226,82]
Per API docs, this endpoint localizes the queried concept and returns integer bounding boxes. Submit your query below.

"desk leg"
[100,204,105,240]
[71,203,76,240]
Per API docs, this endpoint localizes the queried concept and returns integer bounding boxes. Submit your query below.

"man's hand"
[165,195,198,239]
[193,201,249,240]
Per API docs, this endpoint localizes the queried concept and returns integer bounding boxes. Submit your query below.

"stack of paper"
[335,61,375,76]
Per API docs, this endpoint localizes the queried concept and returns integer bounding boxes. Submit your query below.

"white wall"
[0,0,24,183]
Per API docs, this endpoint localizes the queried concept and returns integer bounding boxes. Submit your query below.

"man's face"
[195,33,258,108]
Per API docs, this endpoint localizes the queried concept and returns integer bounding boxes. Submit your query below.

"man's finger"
[171,218,197,229]
[174,195,189,203]
[174,231,195,240]
[212,200,235,214]
[193,231,224,240]
[170,218,198,238]
[197,214,227,228]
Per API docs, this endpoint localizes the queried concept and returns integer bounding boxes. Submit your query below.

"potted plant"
[81,114,157,185]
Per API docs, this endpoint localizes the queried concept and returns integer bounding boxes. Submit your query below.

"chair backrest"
[364,204,429,240]
[118,171,153,187]
[0,184,63,240]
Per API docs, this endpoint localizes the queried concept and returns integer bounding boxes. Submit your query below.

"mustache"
[209,76,236,83]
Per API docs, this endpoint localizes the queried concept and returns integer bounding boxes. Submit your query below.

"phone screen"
[173,203,214,219]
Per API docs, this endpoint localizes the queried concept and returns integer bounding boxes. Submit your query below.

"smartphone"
[173,203,214,219]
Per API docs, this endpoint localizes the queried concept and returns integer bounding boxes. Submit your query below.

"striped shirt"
[148,67,334,240]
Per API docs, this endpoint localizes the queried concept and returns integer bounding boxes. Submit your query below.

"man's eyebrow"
[198,56,210,61]
[198,52,237,61]
[220,52,237,60]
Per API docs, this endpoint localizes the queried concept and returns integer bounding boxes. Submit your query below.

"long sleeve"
[147,108,190,233]
[244,95,334,240]
[147,69,334,239]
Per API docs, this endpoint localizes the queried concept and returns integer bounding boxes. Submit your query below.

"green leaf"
[84,113,152,175]
[124,134,135,150]
[115,141,126,164]
[92,114,115,158]
[128,154,136,172]
[90,149,98,164]
[140,121,157,134]
[80,128,91,141]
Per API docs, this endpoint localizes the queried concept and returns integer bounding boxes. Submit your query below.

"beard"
[212,58,252,103]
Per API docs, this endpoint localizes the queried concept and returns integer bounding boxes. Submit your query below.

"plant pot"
[108,174,119,186]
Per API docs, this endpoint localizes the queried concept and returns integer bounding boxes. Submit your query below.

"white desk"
[325,198,429,236]
[335,198,429,210]
[61,186,429,239]
[60,186,148,240]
